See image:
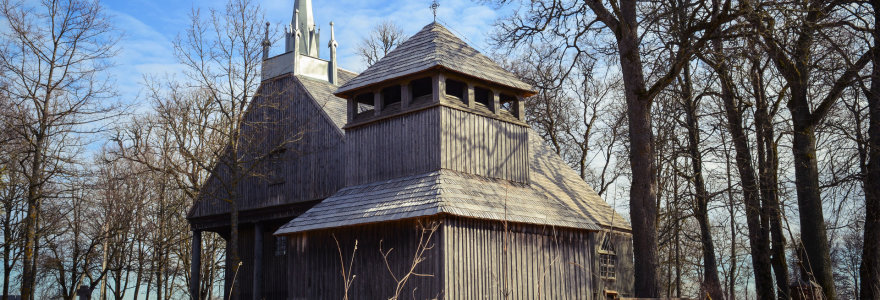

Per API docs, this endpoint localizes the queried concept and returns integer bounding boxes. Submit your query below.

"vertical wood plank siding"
[192,76,346,218]
[344,105,529,187]
[344,108,442,186]
[440,107,529,183]
[222,223,290,300]
[443,216,610,300]
[283,215,631,299]
[287,217,445,300]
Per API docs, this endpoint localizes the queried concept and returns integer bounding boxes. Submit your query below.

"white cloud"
[105,8,185,107]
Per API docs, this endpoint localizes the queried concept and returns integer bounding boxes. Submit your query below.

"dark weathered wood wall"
[192,76,346,219]
[439,106,529,183]
[344,105,529,186]
[223,222,291,300]
[286,217,445,300]
[344,108,441,186]
[282,215,633,300]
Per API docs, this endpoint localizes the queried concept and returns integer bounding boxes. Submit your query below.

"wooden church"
[186,1,634,299]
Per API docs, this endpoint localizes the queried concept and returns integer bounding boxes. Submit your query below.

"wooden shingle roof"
[295,70,358,129]
[334,22,534,97]
[275,131,630,235]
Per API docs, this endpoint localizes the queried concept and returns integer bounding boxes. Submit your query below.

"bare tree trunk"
[746,2,873,297]
[789,88,836,298]
[21,134,44,300]
[860,4,880,297]
[680,66,724,300]
[229,200,240,299]
[725,136,738,300]
[715,57,775,300]
[750,56,790,299]
[614,2,660,294]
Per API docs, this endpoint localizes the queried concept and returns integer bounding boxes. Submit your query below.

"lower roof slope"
[275,131,630,235]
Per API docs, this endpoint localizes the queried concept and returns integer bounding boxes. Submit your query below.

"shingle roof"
[275,130,629,235]
[526,131,629,230]
[334,22,534,96]
[295,69,358,129]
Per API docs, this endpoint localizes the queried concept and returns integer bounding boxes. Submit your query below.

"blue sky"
[102,0,513,104]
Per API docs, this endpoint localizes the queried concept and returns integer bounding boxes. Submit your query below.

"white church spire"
[285,0,319,57]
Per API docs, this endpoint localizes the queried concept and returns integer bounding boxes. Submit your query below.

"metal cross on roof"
[431,0,439,21]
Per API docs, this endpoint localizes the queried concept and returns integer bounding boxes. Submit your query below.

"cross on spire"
[431,0,439,22]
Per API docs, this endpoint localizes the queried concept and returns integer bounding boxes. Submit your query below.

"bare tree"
[501,48,627,197]
[169,1,268,295]
[698,23,780,299]
[356,20,408,67]
[744,1,873,298]
[491,0,734,296]
[109,1,309,298]
[860,2,880,297]
[0,130,25,300]
[380,221,439,300]
[0,0,119,298]
[40,173,112,300]
[675,63,724,300]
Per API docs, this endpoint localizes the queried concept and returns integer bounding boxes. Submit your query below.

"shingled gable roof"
[275,131,631,235]
[334,22,534,97]
[294,70,358,129]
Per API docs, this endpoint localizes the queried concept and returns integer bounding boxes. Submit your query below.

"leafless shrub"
[333,234,358,300]
[380,220,439,300]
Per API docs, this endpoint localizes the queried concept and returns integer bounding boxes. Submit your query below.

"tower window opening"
[354,93,375,116]
[381,85,401,110]
[410,77,432,103]
[474,86,492,108]
[500,93,516,112]
[445,79,465,103]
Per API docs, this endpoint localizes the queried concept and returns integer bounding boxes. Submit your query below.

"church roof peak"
[335,22,534,97]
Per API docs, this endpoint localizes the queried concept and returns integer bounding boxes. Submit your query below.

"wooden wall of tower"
[344,105,529,186]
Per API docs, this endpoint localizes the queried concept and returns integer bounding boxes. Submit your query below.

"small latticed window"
[599,234,616,280]
[600,253,617,279]
[275,236,288,256]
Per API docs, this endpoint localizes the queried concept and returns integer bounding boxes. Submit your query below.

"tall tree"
[676,64,724,300]
[746,45,791,299]
[0,127,25,300]
[356,20,407,67]
[491,0,733,295]
[699,25,777,299]
[170,1,267,294]
[0,0,118,298]
[860,1,880,297]
[745,1,872,298]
